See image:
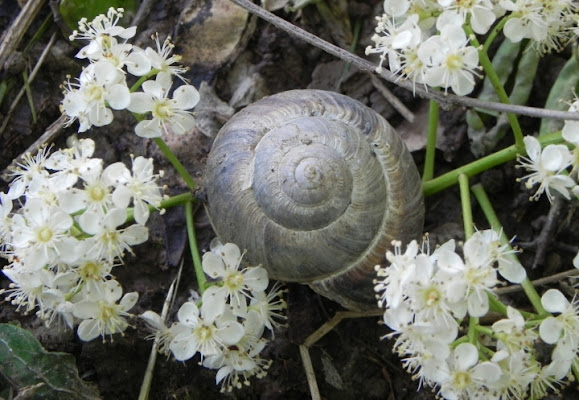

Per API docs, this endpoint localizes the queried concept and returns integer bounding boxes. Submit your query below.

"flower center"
[446,54,464,71]
[80,261,102,280]
[452,371,472,390]
[153,100,174,120]
[225,272,244,291]
[36,226,54,243]
[87,184,108,202]
[196,324,214,342]
[86,84,105,103]
[424,286,441,307]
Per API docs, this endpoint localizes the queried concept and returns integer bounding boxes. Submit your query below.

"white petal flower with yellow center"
[111,156,163,225]
[169,301,244,361]
[10,199,78,270]
[62,61,130,132]
[70,7,137,61]
[418,25,480,96]
[128,80,200,137]
[78,208,148,263]
[517,135,575,202]
[539,289,579,366]
[202,242,269,319]
[73,280,138,341]
[438,342,502,400]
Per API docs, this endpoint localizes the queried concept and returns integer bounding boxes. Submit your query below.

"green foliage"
[539,54,579,135]
[59,0,137,31]
[0,324,101,400]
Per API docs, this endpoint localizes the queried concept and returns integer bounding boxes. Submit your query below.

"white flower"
[73,280,138,341]
[5,146,52,199]
[62,61,130,132]
[144,34,189,87]
[202,311,271,392]
[169,301,244,361]
[502,0,547,43]
[438,246,494,317]
[44,137,101,191]
[438,342,502,400]
[492,306,538,353]
[70,7,137,60]
[517,135,575,202]
[366,14,427,87]
[248,282,287,335]
[140,310,174,356]
[375,240,419,309]
[491,349,537,400]
[77,208,149,263]
[405,252,467,329]
[539,289,579,347]
[57,160,118,215]
[201,242,269,318]
[465,229,527,283]
[1,268,55,314]
[128,80,199,137]
[436,0,497,35]
[386,320,455,386]
[418,24,480,95]
[10,199,78,270]
[111,156,163,225]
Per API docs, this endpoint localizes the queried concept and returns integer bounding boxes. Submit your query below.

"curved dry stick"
[229,0,579,122]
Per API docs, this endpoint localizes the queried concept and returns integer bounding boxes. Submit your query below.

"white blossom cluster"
[0,137,163,341]
[61,7,199,137]
[366,0,578,95]
[374,229,579,399]
[141,240,287,393]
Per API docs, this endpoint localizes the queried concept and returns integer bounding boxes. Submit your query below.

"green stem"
[464,24,524,150]
[487,292,508,316]
[474,324,495,338]
[467,316,479,345]
[130,69,160,92]
[483,16,510,53]
[422,99,439,182]
[185,199,206,294]
[471,183,547,315]
[423,131,564,196]
[153,137,197,190]
[159,192,195,209]
[459,174,474,239]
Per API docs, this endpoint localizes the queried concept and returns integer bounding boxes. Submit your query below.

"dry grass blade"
[0,0,46,69]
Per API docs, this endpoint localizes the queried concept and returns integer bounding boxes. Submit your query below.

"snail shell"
[204,89,424,310]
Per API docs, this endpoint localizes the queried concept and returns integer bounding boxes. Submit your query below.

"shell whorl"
[204,89,424,310]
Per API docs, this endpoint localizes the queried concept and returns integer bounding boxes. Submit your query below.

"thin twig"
[369,74,415,123]
[229,0,579,121]
[493,268,579,295]
[138,260,182,400]
[0,32,57,136]
[0,115,66,182]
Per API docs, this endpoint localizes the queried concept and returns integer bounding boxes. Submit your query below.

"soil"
[0,1,578,400]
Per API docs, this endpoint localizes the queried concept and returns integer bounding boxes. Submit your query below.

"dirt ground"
[1,1,578,399]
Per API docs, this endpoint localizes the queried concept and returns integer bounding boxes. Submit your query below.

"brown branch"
[229,0,579,121]
[0,0,47,71]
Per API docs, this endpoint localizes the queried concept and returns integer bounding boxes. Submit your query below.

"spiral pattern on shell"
[204,89,424,310]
